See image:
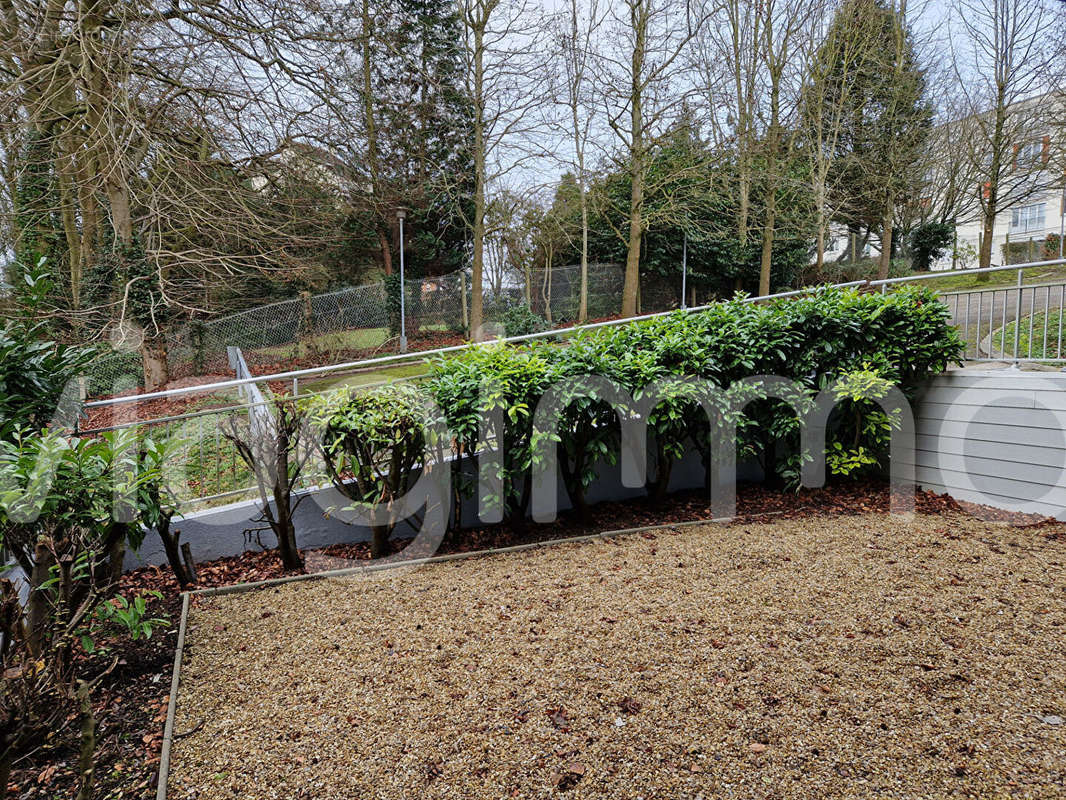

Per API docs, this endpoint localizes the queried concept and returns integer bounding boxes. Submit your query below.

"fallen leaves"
[547,707,571,732]
[551,761,586,791]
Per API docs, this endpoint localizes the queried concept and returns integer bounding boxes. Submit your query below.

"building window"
[1010,202,1047,234]
[1015,136,1049,169]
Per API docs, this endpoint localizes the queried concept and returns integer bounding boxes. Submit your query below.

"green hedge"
[317,286,963,531]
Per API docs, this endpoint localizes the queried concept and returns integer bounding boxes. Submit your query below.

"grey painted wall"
[126,448,763,570]
[910,368,1066,519]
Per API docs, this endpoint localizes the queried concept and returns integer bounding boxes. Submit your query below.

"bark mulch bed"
[169,511,1066,799]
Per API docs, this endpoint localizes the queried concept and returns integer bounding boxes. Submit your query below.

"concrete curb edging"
[152,516,728,799]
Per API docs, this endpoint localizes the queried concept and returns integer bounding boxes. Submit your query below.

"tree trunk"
[275,517,302,571]
[977,207,996,281]
[74,681,97,800]
[362,0,391,278]
[272,489,303,571]
[469,23,486,340]
[621,5,645,319]
[877,204,894,281]
[26,540,55,657]
[578,190,589,323]
[471,177,485,338]
[370,525,390,559]
[815,224,825,273]
[623,172,642,317]
[759,190,777,297]
[57,157,81,307]
[141,337,169,391]
[158,522,193,588]
[106,180,133,245]
[378,229,393,276]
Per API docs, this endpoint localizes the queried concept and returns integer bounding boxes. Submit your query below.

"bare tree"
[224,399,313,571]
[695,0,760,278]
[800,0,880,272]
[951,0,1063,271]
[457,0,548,339]
[554,0,604,323]
[599,0,707,316]
[1,0,353,386]
[753,0,817,295]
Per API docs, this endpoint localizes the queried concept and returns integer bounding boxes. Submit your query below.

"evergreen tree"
[538,123,815,302]
[819,0,931,275]
[354,0,475,279]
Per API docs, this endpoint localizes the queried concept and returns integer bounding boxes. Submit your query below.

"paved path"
[940,281,1066,359]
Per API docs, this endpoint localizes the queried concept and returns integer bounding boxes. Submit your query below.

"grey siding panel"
[914,465,1066,506]
[916,419,1063,447]
[915,370,1066,519]
[913,451,1066,486]
[919,387,1036,408]
[917,402,1066,429]
[924,371,1066,391]
[914,435,1066,468]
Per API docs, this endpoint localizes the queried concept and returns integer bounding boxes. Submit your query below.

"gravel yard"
[169,513,1066,799]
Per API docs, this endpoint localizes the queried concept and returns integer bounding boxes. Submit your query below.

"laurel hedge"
[318,286,963,530]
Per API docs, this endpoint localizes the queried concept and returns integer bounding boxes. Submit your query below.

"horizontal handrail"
[868,257,1066,286]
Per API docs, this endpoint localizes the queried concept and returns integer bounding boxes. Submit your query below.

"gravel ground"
[169,513,1066,799]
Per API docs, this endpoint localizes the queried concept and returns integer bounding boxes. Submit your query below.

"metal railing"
[74,257,1066,508]
[928,264,1066,362]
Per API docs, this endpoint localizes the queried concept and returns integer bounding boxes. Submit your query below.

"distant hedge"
[318,286,963,532]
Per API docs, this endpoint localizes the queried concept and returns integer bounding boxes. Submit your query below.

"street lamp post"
[397,209,407,353]
[1059,185,1064,259]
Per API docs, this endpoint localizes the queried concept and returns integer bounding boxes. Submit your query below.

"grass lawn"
[255,327,390,360]
[254,324,453,362]
[169,512,1066,799]
[914,264,1066,294]
[295,361,431,396]
[993,309,1065,360]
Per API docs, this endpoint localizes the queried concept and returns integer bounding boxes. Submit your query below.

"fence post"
[298,290,313,357]
[1013,269,1023,362]
[460,271,469,334]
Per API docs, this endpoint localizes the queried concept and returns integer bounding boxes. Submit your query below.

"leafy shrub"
[316,286,962,544]
[428,343,564,524]
[0,427,171,796]
[0,266,95,439]
[500,302,549,338]
[309,383,429,558]
[908,222,954,271]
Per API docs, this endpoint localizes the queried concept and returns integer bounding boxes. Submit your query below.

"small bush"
[500,303,549,338]
[309,383,430,558]
[909,222,954,271]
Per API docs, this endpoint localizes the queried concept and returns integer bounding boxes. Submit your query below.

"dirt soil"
[169,512,1066,799]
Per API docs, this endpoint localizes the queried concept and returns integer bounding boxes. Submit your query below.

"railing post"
[1013,269,1023,363]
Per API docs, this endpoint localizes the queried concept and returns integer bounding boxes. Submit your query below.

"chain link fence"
[84,262,687,394]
